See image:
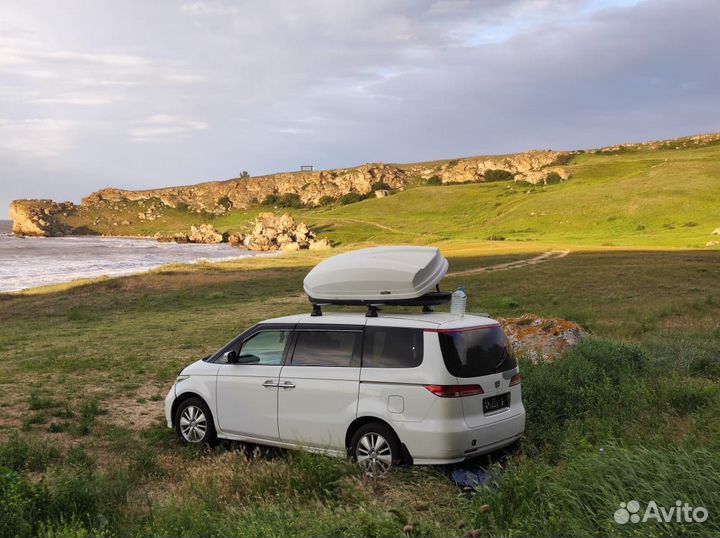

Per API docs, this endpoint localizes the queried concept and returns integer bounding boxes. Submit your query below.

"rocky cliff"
[9,149,567,236]
[9,199,74,237]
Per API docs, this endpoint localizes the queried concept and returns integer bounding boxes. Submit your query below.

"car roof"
[261,311,498,329]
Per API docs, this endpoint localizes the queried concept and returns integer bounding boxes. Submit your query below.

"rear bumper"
[397,405,526,465]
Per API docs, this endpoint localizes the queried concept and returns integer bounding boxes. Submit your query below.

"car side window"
[291,330,361,367]
[235,330,290,365]
[362,327,424,368]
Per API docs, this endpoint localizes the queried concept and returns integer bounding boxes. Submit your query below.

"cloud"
[181,1,239,16]
[27,95,118,105]
[129,115,209,142]
[0,118,78,157]
[0,0,719,214]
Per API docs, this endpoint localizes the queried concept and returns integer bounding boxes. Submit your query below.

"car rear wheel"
[350,422,402,477]
[175,397,216,445]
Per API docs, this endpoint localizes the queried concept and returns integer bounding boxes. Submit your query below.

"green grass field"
[1,248,719,537]
[2,140,720,536]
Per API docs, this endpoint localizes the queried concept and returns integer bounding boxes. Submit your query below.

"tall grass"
[471,445,720,537]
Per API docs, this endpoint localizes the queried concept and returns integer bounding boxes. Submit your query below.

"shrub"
[545,171,562,185]
[0,467,49,538]
[520,338,649,460]
[263,193,304,208]
[486,234,506,241]
[370,181,391,192]
[175,202,190,212]
[216,196,233,210]
[318,196,336,206]
[340,192,365,205]
[74,400,103,436]
[550,153,575,166]
[0,438,61,473]
[277,193,304,208]
[484,169,515,182]
[663,380,717,414]
[426,175,442,186]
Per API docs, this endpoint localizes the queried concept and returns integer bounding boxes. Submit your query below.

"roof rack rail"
[307,291,451,317]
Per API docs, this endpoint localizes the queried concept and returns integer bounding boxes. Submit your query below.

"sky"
[1,0,719,214]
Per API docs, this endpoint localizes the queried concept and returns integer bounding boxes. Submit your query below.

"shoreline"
[0,233,276,294]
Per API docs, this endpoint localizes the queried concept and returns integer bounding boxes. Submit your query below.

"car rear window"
[362,327,423,368]
[438,326,516,378]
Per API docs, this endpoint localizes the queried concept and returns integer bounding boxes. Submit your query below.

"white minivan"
[165,311,525,474]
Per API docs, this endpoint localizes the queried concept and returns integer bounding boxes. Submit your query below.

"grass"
[1,246,719,536]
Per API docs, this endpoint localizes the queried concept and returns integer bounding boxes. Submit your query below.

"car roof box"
[304,246,450,307]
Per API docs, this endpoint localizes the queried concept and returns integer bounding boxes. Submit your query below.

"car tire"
[175,397,217,445]
[350,422,402,477]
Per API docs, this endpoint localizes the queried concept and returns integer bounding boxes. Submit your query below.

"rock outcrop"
[229,212,330,251]
[405,150,564,185]
[74,150,568,216]
[163,224,225,244]
[9,147,573,235]
[8,199,74,237]
[499,314,590,363]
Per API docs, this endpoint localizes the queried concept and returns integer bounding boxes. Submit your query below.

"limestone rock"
[9,199,73,237]
[165,224,224,244]
[238,212,330,252]
[499,314,590,363]
[706,240,719,247]
[309,238,332,250]
[712,228,720,235]
[228,232,245,246]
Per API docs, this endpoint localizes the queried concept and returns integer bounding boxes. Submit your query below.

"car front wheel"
[175,397,216,445]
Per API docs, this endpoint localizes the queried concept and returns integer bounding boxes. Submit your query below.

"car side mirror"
[226,350,239,364]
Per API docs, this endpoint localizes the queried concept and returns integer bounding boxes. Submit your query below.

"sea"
[0,220,268,293]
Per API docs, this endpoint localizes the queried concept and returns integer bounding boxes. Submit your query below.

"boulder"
[228,232,245,246]
[706,240,719,247]
[164,224,224,244]
[499,314,590,363]
[237,212,330,252]
[309,238,332,250]
[187,224,224,244]
[712,228,720,235]
[374,189,390,198]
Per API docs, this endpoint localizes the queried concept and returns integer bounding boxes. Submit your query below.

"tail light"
[509,373,521,386]
[424,384,484,398]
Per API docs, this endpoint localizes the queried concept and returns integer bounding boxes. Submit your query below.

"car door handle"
[279,381,296,389]
[262,379,279,389]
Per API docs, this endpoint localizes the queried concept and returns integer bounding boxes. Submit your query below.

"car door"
[277,324,364,451]
[215,326,292,440]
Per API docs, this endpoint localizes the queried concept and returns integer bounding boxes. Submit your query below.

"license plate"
[483,393,510,414]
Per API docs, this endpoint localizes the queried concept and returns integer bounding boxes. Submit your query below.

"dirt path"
[448,249,570,277]
[333,218,407,234]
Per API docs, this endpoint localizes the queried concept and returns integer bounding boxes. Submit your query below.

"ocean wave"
[0,234,273,293]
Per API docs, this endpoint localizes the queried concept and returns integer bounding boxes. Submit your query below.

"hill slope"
[8,132,720,248]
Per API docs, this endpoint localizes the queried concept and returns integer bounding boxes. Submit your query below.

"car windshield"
[438,326,516,378]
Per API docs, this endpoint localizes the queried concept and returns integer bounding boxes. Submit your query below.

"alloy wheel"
[356,432,393,476]
[179,405,207,443]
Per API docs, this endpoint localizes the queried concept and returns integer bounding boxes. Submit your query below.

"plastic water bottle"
[450,287,467,318]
